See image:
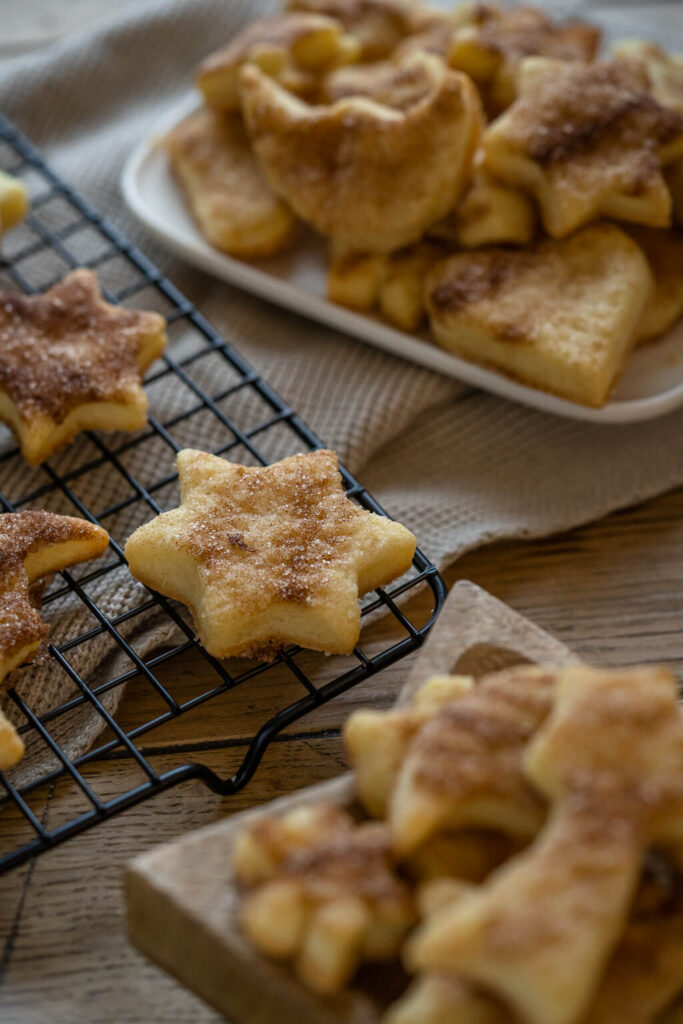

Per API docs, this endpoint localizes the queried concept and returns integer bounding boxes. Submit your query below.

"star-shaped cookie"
[483,58,683,238]
[0,269,167,465]
[236,804,415,994]
[0,510,109,771]
[124,449,417,659]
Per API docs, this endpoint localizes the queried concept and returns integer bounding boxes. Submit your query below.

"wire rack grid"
[0,114,446,874]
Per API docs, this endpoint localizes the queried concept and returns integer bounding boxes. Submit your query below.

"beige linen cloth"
[0,0,682,784]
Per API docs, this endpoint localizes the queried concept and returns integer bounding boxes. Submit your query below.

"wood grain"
[1,487,683,1022]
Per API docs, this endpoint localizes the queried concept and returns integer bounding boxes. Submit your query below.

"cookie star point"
[125,448,416,660]
[0,269,167,465]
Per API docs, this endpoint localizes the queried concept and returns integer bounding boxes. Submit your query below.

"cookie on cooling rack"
[0,169,28,236]
[164,107,299,259]
[425,223,653,408]
[197,12,359,111]
[124,448,416,660]
[482,58,683,239]
[448,3,600,116]
[0,268,167,465]
[0,510,109,687]
[240,51,482,253]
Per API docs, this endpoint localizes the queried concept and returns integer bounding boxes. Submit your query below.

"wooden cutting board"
[126,580,575,1023]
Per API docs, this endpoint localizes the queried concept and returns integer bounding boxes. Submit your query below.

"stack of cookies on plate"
[166,0,683,408]
[233,661,683,1023]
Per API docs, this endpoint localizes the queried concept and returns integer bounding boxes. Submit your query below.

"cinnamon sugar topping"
[0,270,165,422]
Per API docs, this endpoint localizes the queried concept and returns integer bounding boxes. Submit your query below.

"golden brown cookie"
[164,107,298,258]
[326,240,448,331]
[430,168,536,249]
[389,665,555,856]
[385,974,508,1024]
[0,170,28,235]
[240,51,482,253]
[285,0,438,61]
[0,510,109,685]
[236,806,415,994]
[0,708,24,771]
[425,223,653,408]
[627,226,683,342]
[124,448,416,660]
[449,3,600,116]
[0,270,167,466]
[326,250,388,311]
[613,40,683,114]
[483,58,683,238]
[409,665,683,1024]
[197,12,359,110]
[344,674,474,818]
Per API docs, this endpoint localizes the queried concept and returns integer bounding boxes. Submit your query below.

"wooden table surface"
[1,483,683,1023]
[2,6,683,1024]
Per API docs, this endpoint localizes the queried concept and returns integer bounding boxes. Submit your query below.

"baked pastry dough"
[410,665,683,1024]
[425,223,653,408]
[0,270,167,465]
[483,58,683,238]
[430,169,536,249]
[0,170,28,235]
[197,13,359,111]
[0,510,109,686]
[627,226,683,343]
[385,974,507,1024]
[240,52,482,253]
[326,250,388,312]
[235,805,415,994]
[0,708,23,771]
[389,665,555,856]
[164,108,298,258]
[344,674,474,818]
[327,241,448,330]
[611,42,683,234]
[124,448,416,660]
[285,0,440,61]
[449,2,600,116]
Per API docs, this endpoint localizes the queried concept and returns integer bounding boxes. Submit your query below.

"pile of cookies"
[234,662,683,1023]
[167,0,683,408]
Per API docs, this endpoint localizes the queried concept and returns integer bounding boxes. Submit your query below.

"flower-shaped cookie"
[240,51,482,253]
[197,12,360,111]
[124,448,416,660]
[483,59,683,238]
[0,269,167,465]
[235,804,415,994]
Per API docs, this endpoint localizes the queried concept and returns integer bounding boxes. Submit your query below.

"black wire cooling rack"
[0,114,446,873]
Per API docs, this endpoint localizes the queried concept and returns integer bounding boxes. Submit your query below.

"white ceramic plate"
[122,93,683,425]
